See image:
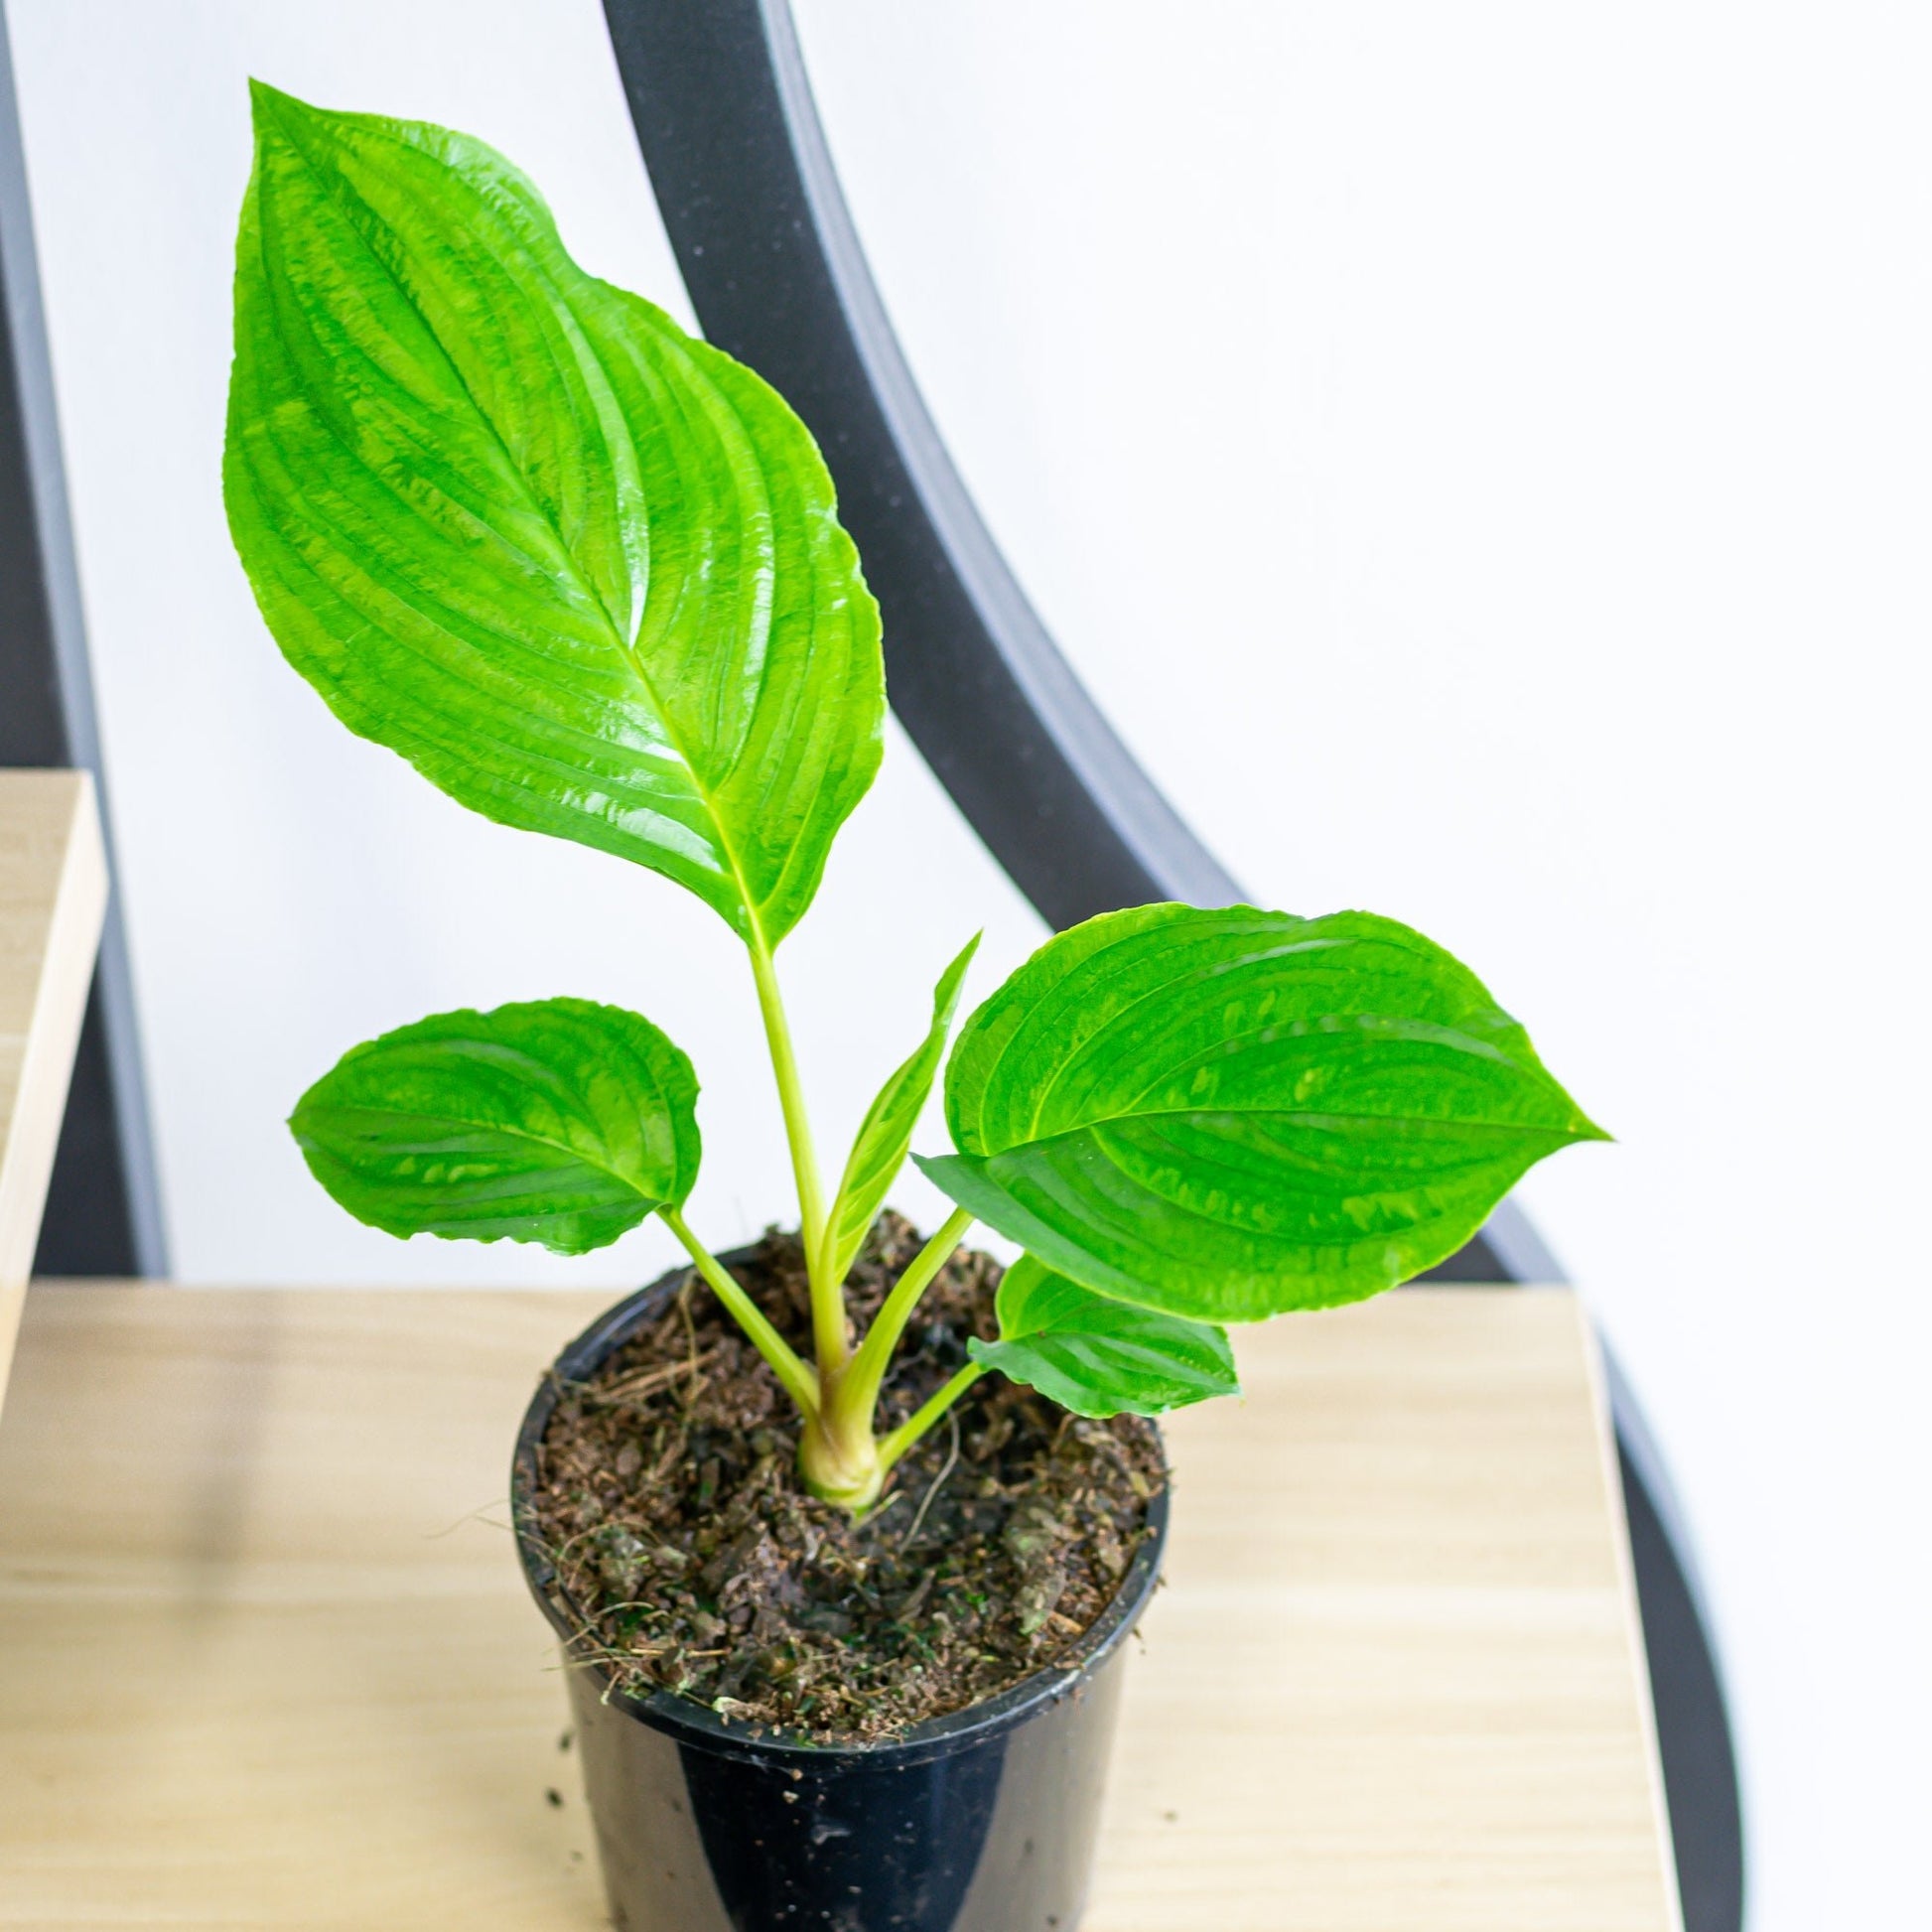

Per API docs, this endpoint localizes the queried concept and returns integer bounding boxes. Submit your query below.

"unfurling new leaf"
[225,84,883,945]
[969,1255,1238,1417]
[290,998,700,1256]
[824,934,980,1284]
[918,903,1605,1320]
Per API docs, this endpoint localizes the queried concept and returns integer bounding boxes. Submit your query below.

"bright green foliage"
[224,83,883,945]
[918,904,1604,1321]
[824,934,980,1285]
[290,998,699,1255]
[232,86,1604,1507]
[968,1255,1238,1418]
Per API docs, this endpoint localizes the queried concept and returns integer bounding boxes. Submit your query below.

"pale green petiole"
[877,1363,986,1475]
[794,1207,981,1510]
[745,930,847,1371]
[659,1204,820,1420]
[829,1205,975,1443]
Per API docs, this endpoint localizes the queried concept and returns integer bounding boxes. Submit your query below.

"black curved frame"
[608,6,1740,1923]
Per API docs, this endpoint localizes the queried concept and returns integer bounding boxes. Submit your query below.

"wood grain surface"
[0,773,105,1409]
[0,1284,1680,1929]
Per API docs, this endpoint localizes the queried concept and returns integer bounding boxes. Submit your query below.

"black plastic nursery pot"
[512,1262,1169,1932]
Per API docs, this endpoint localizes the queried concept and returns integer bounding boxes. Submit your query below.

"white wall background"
[8,3,1929,1926]
[790,8,1932,1928]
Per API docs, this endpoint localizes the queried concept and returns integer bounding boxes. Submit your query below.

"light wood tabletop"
[0,1281,1680,1929]
[0,772,105,1410]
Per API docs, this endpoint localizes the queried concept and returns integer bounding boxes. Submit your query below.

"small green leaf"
[917,904,1604,1319]
[968,1255,1238,1418]
[290,998,699,1255]
[225,84,883,944]
[824,934,980,1282]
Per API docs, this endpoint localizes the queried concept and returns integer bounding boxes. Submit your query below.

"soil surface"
[524,1214,1165,1743]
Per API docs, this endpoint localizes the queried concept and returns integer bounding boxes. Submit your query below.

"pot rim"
[511,1249,1170,1770]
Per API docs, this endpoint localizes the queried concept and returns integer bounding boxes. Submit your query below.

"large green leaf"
[969,1255,1238,1418]
[290,998,699,1255]
[824,933,979,1283]
[225,84,883,944]
[916,904,1604,1319]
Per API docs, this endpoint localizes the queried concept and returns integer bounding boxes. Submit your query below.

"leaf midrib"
[972,914,1502,1151]
[980,1102,1583,1159]
[934,1118,1556,1263]
[308,1096,675,1207]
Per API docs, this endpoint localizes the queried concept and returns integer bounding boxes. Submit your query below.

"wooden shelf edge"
[0,770,107,1411]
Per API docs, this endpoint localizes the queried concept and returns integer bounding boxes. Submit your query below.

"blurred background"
[5,4,1927,1925]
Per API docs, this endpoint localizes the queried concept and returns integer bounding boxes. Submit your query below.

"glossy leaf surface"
[290,998,699,1255]
[917,904,1603,1319]
[968,1255,1238,1417]
[825,933,979,1283]
[225,84,883,943]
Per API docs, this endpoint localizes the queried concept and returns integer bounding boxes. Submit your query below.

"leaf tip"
[246,78,352,164]
[284,1078,325,1139]
[246,76,308,130]
[937,930,983,1004]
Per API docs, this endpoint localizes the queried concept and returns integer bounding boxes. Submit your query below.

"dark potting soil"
[526,1214,1165,1744]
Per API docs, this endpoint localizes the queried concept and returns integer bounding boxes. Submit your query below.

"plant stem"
[832,1205,975,1441]
[745,930,845,1369]
[878,1363,985,1474]
[658,1206,820,1420]
[797,1399,885,1511]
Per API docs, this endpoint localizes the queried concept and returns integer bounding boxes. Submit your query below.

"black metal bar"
[1604,1343,1747,1927]
[606,5,1740,1916]
[0,1,167,1277]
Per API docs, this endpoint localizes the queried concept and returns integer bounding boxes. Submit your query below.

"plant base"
[518,1221,1163,1740]
[796,1405,887,1512]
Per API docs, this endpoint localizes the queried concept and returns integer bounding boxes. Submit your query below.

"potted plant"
[223,84,1603,1932]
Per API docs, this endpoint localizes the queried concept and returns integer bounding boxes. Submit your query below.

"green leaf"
[916,904,1604,1319]
[968,1255,1238,1417]
[824,934,980,1282]
[224,84,883,944]
[289,997,699,1255]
